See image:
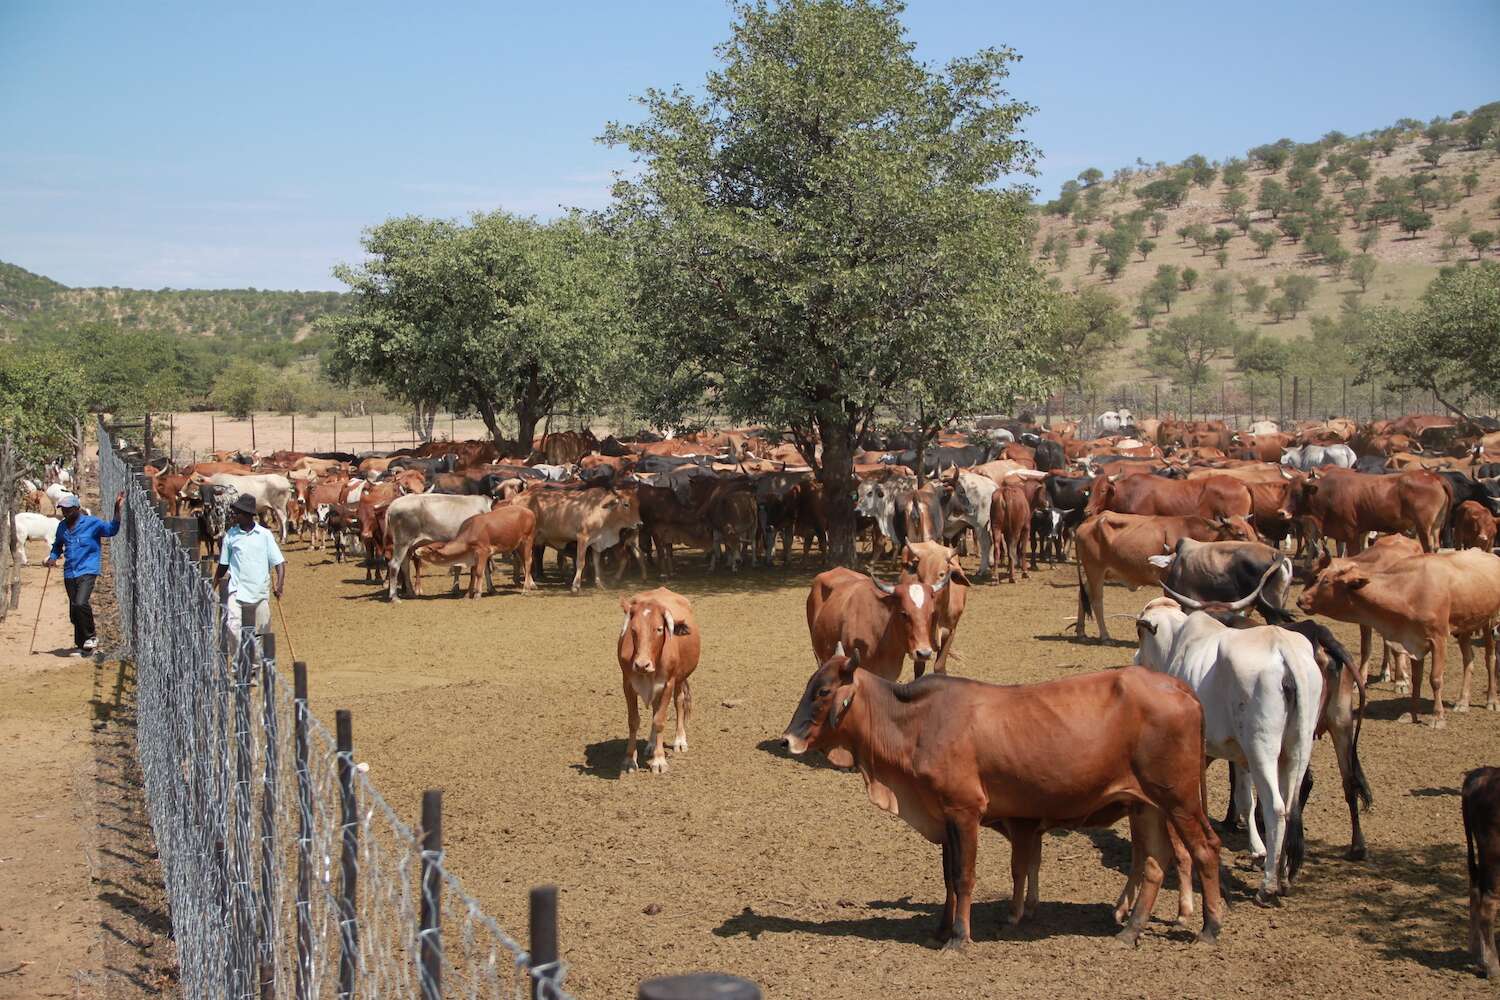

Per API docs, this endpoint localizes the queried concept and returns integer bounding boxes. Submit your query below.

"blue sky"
[2,1,1496,291]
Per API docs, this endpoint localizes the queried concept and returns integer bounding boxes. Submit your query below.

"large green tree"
[323,211,625,452]
[0,351,90,471]
[603,0,1055,562]
[1359,261,1500,419]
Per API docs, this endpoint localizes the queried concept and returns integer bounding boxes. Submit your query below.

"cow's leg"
[1113,813,1146,925]
[646,683,673,773]
[387,543,412,602]
[1117,807,1170,947]
[1221,762,1242,832]
[591,545,610,590]
[1003,820,1039,926]
[1359,625,1375,682]
[1247,744,1288,904]
[1427,636,1448,728]
[989,530,1003,585]
[975,521,993,577]
[1236,763,1264,859]
[1328,701,1369,860]
[1457,633,1476,712]
[570,534,589,593]
[937,830,957,942]
[470,546,489,599]
[620,676,641,774]
[1478,884,1500,979]
[1487,625,1499,712]
[1019,525,1031,578]
[942,815,980,949]
[1092,570,1110,641]
[672,677,690,753]
[1165,803,1224,945]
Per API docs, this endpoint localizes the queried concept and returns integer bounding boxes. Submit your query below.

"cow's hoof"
[1455,701,1471,714]
[621,757,639,774]
[941,934,969,952]
[1345,844,1368,861]
[1196,923,1221,946]
[1427,717,1447,730]
[672,736,688,753]
[1113,926,1141,949]
[1395,682,1410,695]
[1487,701,1499,712]
[1253,889,1281,908]
[648,758,668,774]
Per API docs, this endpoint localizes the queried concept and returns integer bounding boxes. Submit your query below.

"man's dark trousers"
[64,574,97,648]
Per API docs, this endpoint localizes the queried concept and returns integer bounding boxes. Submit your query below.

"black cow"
[386,453,457,477]
[881,444,993,476]
[307,450,358,465]
[1043,473,1092,539]
[1158,537,1293,625]
[1030,503,1066,564]
[1354,454,1395,475]
[1465,766,1500,979]
[1034,439,1066,472]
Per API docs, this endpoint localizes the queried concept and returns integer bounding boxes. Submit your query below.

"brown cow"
[1074,512,1256,640]
[1298,548,1500,725]
[411,505,537,598]
[1464,766,1500,979]
[989,481,1031,583]
[898,541,970,674]
[1457,501,1498,552]
[780,653,1225,948]
[1282,467,1450,555]
[617,588,700,774]
[518,485,644,592]
[805,567,949,680]
[1087,473,1255,524]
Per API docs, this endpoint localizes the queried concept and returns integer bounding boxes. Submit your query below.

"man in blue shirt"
[213,493,286,656]
[45,491,125,656]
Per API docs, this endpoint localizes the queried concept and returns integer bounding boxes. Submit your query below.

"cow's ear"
[619,596,632,613]
[672,618,691,636]
[841,648,861,678]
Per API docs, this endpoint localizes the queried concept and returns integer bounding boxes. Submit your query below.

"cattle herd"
[14,410,1500,974]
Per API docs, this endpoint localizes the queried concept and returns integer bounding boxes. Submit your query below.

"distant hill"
[1032,102,1500,384]
[0,260,346,365]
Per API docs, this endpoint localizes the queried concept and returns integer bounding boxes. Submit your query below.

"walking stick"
[274,592,297,664]
[29,565,52,655]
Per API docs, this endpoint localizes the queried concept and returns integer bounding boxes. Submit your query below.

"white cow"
[940,471,998,576]
[1249,420,1280,436]
[12,512,60,565]
[854,476,917,560]
[1095,409,1136,437]
[192,473,293,539]
[1280,444,1357,470]
[383,493,493,601]
[1134,597,1322,904]
[45,483,74,509]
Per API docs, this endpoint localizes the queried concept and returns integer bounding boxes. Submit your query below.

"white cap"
[57,493,80,509]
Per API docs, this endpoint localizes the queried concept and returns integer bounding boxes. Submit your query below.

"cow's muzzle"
[913,648,933,661]
[633,659,655,673]
[781,732,807,755]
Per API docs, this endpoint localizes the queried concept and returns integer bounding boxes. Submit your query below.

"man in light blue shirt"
[212,493,286,653]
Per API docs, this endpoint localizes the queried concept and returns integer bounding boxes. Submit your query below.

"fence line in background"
[99,418,574,1000]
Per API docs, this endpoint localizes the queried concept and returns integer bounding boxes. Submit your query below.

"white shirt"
[218,523,285,603]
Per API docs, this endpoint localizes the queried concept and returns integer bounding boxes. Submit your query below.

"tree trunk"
[474,396,508,448]
[818,421,859,567]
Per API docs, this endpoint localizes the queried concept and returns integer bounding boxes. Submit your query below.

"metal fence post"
[232,602,259,1000]
[259,631,279,1000]
[294,661,312,1000]
[419,789,443,1000]
[529,886,559,1000]
[337,709,358,1000]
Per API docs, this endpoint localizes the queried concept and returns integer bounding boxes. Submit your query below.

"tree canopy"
[602,0,1056,560]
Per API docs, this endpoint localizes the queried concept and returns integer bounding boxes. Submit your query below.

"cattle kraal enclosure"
[100,434,1500,998]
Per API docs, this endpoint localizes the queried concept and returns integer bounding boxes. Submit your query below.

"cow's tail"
[1076,559,1093,626]
[1320,632,1375,812]
[1280,650,1317,883]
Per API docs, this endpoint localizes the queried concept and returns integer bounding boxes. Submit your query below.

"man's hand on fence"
[114,492,125,514]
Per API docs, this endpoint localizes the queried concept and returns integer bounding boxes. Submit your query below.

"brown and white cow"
[897,541,970,674]
[519,485,644,593]
[617,588,700,774]
[412,505,537,598]
[806,567,950,681]
[780,653,1225,948]
[1074,512,1256,640]
[1464,766,1500,978]
[1298,548,1500,725]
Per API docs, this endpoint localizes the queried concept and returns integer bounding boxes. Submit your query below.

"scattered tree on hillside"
[211,358,267,419]
[1234,212,1253,235]
[1149,211,1168,237]
[1344,187,1368,220]
[1357,226,1380,253]
[0,353,90,470]
[1181,267,1200,291]
[1209,274,1235,313]
[1278,215,1307,243]
[1075,226,1090,246]
[1275,273,1318,317]
[1152,265,1181,312]
[1437,175,1462,210]
[1266,296,1289,323]
[1250,141,1292,172]
[1350,253,1378,291]
[1214,249,1229,270]
[1239,275,1269,315]
[1221,158,1249,189]
[1346,156,1372,186]
[1221,189,1248,219]
[1251,229,1277,257]
[1492,195,1500,220]
[1442,215,1473,251]
[1257,178,1289,218]
[1051,287,1129,390]
[1175,225,1191,245]
[1419,143,1446,167]
[602,0,1056,561]
[1053,241,1070,270]
[1134,297,1156,329]
[1188,223,1214,256]
[1399,207,1434,240]
[1359,261,1500,419]
[1213,227,1234,249]
[1137,239,1156,261]
[1462,171,1481,198]
[1078,167,1104,187]
[1143,303,1245,388]
[325,211,627,451]
[1470,231,1494,259]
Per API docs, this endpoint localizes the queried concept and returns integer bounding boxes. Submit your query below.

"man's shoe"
[70,648,86,658]
[82,638,98,652]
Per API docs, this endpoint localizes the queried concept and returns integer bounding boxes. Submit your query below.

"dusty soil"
[262,538,1500,999]
[0,510,176,998]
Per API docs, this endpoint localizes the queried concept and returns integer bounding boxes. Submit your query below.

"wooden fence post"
[337,709,358,1000]
[419,790,444,1000]
[233,602,259,1000]
[370,415,376,453]
[294,661,312,1000]
[291,413,296,454]
[211,412,216,453]
[529,886,559,1000]
[333,413,338,453]
[251,413,257,452]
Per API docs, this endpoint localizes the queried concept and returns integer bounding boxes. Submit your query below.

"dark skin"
[212,508,287,599]
[45,492,124,568]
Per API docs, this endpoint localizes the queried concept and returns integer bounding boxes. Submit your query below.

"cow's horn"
[870,576,895,595]
[1159,582,1207,610]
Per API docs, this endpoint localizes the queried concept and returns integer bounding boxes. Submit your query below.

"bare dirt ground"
[0,514,175,998]
[259,537,1500,999]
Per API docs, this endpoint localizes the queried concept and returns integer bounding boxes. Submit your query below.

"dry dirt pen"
[276,540,1498,998]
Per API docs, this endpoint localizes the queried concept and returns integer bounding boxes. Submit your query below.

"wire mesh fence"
[99,418,572,1000]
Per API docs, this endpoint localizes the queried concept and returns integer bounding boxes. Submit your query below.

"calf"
[1030,502,1066,564]
[1464,766,1500,979]
[519,485,645,593]
[383,493,493,600]
[1298,548,1500,725]
[412,505,537,598]
[617,588,700,774]
[988,481,1031,583]
[781,653,1224,948]
[1456,500,1498,551]
[806,568,950,682]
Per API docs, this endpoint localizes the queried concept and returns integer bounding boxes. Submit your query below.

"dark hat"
[230,493,259,517]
